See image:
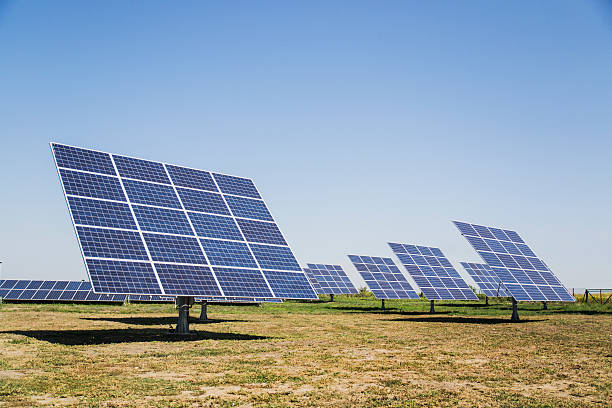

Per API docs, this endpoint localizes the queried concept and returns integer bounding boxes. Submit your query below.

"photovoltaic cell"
[389,243,478,300]
[303,264,358,295]
[348,255,420,299]
[453,221,574,302]
[51,143,316,300]
[460,262,511,297]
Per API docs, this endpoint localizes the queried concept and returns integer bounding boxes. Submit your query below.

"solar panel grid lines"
[51,143,317,300]
[303,264,358,295]
[453,221,575,302]
[388,243,479,301]
[302,268,323,293]
[460,262,511,297]
[347,255,420,300]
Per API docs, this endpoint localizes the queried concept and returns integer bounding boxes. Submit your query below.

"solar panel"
[460,262,511,297]
[347,255,420,299]
[51,143,317,300]
[0,280,127,302]
[453,221,574,302]
[388,243,479,300]
[303,264,358,295]
[303,269,323,293]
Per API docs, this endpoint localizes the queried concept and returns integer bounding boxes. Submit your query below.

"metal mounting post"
[485,295,489,306]
[176,296,194,334]
[429,300,435,314]
[199,301,209,322]
[542,301,547,310]
[330,293,334,302]
[510,298,520,322]
[381,299,385,309]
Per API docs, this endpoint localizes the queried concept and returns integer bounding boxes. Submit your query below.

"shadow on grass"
[328,306,452,316]
[81,316,247,325]
[387,316,546,324]
[3,328,270,345]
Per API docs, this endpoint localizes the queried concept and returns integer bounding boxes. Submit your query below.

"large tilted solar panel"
[460,262,511,297]
[389,243,478,300]
[348,255,420,299]
[0,280,126,302]
[453,221,574,302]
[50,143,317,300]
[303,264,358,295]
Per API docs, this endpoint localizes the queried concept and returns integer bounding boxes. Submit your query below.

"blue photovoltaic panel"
[213,267,273,298]
[68,197,137,230]
[236,219,287,245]
[389,243,478,301]
[114,155,171,184]
[132,205,192,235]
[348,255,420,300]
[453,221,574,302]
[303,264,358,295]
[166,164,218,192]
[0,280,127,302]
[213,173,261,199]
[52,143,316,299]
[224,196,274,221]
[303,269,323,293]
[460,262,511,297]
[154,263,221,297]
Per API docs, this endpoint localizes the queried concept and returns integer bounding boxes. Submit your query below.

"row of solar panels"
[0,280,281,303]
[304,230,573,302]
[48,144,573,304]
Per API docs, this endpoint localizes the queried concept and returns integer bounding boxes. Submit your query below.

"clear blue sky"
[1,1,611,289]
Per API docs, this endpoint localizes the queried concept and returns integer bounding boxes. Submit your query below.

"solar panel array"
[454,221,574,302]
[460,262,511,297]
[51,143,317,300]
[0,280,126,302]
[303,264,358,295]
[389,243,478,300]
[348,255,420,299]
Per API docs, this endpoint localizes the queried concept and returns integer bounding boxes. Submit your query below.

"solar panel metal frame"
[347,255,420,300]
[388,243,479,300]
[303,264,358,295]
[453,221,575,302]
[51,143,317,300]
[460,262,511,297]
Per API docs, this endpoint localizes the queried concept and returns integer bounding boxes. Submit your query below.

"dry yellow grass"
[0,299,610,407]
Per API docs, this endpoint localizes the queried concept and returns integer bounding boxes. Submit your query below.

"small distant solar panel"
[0,280,127,302]
[51,143,317,300]
[453,221,574,302]
[303,264,358,295]
[347,255,420,299]
[388,243,478,300]
[460,262,511,297]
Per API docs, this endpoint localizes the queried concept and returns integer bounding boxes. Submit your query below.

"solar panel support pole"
[485,296,489,306]
[429,300,435,314]
[381,299,385,310]
[176,296,194,334]
[199,301,209,322]
[542,301,547,310]
[510,298,519,322]
[330,294,334,302]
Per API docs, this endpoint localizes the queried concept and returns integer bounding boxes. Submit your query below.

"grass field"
[0,296,610,407]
